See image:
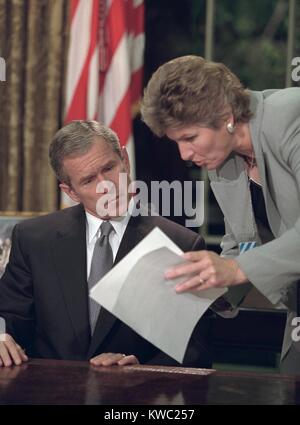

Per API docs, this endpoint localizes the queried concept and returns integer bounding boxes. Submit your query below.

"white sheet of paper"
[90,227,226,363]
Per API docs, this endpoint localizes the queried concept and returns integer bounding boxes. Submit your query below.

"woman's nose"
[178,142,193,161]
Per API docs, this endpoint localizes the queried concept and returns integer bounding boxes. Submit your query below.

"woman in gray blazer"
[141,55,300,374]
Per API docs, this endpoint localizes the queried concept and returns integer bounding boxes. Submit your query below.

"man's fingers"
[0,335,28,367]
[90,353,111,366]
[0,343,12,367]
[90,352,122,366]
[90,353,136,366]
[15,344,28,362]
[3,340,24,366]
[118,355,139,366]
[100,353,126,366]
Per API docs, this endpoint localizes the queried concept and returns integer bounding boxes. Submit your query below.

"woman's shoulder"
[261,87,300,139]
[258,88,300,158]
[263,87,300,110]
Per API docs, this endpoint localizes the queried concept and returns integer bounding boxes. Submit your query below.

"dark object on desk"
[211,308,286,367]
[0,359,299,405]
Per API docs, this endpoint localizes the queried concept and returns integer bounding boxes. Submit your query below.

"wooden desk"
[0,359,299,405]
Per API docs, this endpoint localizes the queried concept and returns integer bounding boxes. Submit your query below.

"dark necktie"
[88,221,114,334]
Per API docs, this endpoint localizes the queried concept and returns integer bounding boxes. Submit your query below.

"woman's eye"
[84,178,93,185]
[184,137,195,143]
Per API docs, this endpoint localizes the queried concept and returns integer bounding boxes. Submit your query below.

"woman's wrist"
[227,259,249,285]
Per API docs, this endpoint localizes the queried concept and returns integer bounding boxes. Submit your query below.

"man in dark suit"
[0,121,210,368]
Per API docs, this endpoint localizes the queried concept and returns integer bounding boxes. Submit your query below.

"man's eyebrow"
[78,160,117,184]
[79,172,96,184]
[102,159,116,168]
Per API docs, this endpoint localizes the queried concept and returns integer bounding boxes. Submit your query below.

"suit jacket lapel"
[249,91,286,237]
[256,152,285,236]
[52,204,91,357]
[209,154,258,241]
[115,214,149,264]
[87,214,149,358]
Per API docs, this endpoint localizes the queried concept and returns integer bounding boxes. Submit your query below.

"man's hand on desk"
[90,352,139,367]
[0,333,28,367]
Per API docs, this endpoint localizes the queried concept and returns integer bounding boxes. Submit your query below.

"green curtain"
[0,0,69,212]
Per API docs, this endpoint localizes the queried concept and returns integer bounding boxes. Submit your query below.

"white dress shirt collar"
[85,196,134,244]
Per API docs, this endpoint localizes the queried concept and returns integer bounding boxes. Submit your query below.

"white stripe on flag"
[129,33,145,72]
[65,0,94,113]
[87,46,99,119]
[99,34,131,126]
[126,135,136,180]
[133,0,143,7]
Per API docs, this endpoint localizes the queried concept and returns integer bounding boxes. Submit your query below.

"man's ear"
[120,147,131,175]
[59,182,81,203]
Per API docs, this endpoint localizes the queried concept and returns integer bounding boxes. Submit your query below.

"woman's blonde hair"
[141,55,252,137]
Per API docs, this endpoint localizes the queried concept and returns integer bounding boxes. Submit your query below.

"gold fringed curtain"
[0,0,69,212]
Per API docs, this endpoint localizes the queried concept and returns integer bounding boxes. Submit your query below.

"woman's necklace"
[244,153,261,185]
[244,153,257,169]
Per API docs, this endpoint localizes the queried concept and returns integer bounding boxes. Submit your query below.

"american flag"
[63,0,144,206]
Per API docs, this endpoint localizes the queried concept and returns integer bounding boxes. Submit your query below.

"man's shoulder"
[16,204,84,234]
[137,214,205,251]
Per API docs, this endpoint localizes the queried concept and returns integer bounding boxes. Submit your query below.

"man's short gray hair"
[49,120,122,184]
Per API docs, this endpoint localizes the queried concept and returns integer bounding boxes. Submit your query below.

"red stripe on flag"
[104,0,127,66]
[70,0,80,22]
[131,68,143,107]
[110,89,132,147]
[65,0,99,122]
[99,0,127,94]
[128,2,144,35]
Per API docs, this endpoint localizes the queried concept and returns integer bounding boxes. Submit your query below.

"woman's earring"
[226,122,235,134]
